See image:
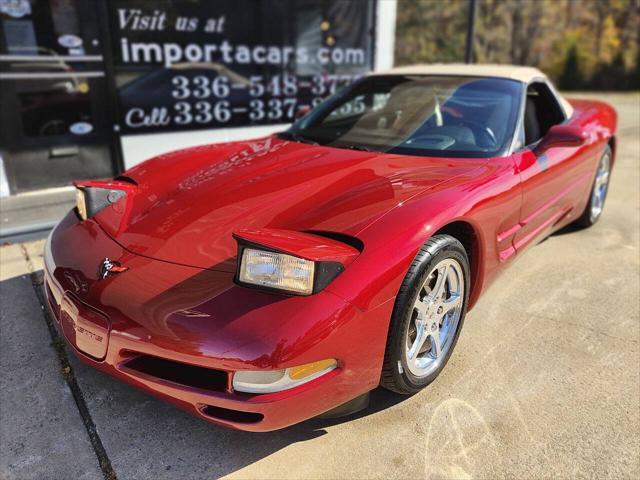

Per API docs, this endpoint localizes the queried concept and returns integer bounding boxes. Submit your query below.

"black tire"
[574,145,612,228]
[381,234,470,394]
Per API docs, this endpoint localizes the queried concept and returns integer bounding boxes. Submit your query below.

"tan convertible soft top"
[375,63,545,83]
[373,63,573,118]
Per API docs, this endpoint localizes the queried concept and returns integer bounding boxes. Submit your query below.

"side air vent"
[114,175,138,185]
[304,230,365,252]
[201,405,264,424]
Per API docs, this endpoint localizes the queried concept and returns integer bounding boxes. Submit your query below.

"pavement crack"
[19,244,35,275]
[22,245,117,480]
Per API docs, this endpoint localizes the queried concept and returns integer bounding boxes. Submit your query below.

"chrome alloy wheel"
[405,258,464,378]
[590,152,611,222]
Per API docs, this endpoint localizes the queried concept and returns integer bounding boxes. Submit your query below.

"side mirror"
[295,105,311,121]
[534,125,587,155]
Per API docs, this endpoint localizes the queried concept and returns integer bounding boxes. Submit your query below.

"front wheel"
[381,235,470,394]
[575,145,612,228]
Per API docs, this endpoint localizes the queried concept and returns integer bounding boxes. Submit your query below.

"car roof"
[373,63,546,83]
[371,63,573,118]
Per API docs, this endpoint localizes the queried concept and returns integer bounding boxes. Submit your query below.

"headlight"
[238,248,315,295]
[233,359,337,394]
[233,229,357,295]
[75,185,126,221]
[76,187,88,220]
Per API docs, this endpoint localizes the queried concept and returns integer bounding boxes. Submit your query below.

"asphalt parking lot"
[1,93,638,480]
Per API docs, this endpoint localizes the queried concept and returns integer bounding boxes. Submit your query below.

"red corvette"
[44,64,616,431]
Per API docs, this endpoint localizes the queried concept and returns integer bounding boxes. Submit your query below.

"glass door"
[0,0,118,193]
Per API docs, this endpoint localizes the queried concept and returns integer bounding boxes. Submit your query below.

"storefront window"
[107,0,376,134]
[1,0,106,141]
[17,77,94,137]
[1,0,100,57]
[0,0,114,194]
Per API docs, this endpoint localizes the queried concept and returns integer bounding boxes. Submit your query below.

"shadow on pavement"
[68,354,409,478]
[0,240,411,478]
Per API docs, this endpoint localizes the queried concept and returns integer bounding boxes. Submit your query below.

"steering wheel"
[454,119,498,148]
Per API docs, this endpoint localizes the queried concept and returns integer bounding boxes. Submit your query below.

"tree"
[394,0,640,90]
[630,49,640,89]
[394,0,468,65]
[559,44,582,90]
[592,51,628,89]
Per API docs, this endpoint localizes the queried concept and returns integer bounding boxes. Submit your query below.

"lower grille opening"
[202,405,264,424]
[123,354,227,393]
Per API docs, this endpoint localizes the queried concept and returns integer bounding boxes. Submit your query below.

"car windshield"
[281,75,523,158]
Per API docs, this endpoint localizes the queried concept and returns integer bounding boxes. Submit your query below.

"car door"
[511,80,592,253]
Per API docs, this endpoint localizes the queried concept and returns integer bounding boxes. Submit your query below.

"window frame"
[513,78,570,153]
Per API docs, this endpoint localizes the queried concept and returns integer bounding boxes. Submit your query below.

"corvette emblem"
[99,258,129,279]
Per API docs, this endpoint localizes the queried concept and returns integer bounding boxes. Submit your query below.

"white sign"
[69,122,93,135]
[58,34,83,48]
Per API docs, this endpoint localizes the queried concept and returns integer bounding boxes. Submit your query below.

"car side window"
[523,81,566,146]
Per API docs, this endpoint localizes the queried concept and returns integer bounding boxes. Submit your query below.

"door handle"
[50,146,79,158]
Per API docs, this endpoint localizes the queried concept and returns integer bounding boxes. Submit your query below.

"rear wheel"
[381,235,470,394]
[575,146,612,228]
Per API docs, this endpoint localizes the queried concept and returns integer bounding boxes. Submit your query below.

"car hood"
[96,136,484,272]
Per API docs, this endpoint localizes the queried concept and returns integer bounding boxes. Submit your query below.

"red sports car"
[44,64,616,431]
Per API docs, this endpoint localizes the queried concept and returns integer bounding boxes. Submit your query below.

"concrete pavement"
[0,248,102,480]
[0,188,75,239]
[0,93,638,479]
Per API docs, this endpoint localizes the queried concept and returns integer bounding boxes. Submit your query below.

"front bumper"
[43,212,392,431]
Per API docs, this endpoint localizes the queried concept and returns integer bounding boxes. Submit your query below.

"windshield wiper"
[340,144,374,152]
[278,131,318,145]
